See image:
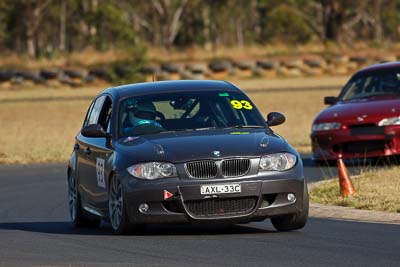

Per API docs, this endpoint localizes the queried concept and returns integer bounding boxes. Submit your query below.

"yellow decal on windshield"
[230,100,253,110]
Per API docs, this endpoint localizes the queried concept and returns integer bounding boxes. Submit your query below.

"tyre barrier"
[186,63,208,74]
[40,70,58,80]
[0,70,14,83]
[88,68,113,82]
[208,60,232,73]
[64,69,84,79]
[160,63,181,74]
[0,54,398,88]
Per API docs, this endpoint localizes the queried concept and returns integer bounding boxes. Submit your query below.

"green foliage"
[264,5,313,44]
[94,1,136,50]
[0,0,399,56]
[0,1,24,51]
[109,44,147,84]
[381,1,400,41]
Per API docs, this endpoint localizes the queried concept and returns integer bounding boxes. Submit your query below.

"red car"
[311,62,400,163]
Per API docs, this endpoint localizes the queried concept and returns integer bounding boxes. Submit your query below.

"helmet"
[133,101,157,120]
[128,101,157,126]
[134,101,157,115]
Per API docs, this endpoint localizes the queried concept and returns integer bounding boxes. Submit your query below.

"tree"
[0,0,398,57]
[59,0,66,52]
[22,0,52,57]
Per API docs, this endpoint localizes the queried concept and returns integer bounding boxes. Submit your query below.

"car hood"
[314,97,400,124]
[115,129,289,163]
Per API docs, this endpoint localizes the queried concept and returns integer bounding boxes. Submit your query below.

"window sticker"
[96,158,105,188]
[230,100,253,110]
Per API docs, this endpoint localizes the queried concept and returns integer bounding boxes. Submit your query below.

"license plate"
[200,184,241,195]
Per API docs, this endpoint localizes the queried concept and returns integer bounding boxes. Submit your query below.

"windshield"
[339,70,400,101]
[118,90,265,137]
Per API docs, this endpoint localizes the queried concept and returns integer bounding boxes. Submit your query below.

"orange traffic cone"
[337,157,356,197]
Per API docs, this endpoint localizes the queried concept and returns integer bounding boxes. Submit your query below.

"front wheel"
[109,175,144,235]
[270,185,309,232]
[68,170,101,228]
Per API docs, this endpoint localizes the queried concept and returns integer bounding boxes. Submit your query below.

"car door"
[76,95,109,210]
[87,96,114,212]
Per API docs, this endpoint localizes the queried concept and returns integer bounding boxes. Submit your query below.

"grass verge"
[310,167,400,213]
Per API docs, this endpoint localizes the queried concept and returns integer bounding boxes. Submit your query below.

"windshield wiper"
[157,129,195,134]
[350,92,400,100]
[153,128,218,133]
[193,126,220,131]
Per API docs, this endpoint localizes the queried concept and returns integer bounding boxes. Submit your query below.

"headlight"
[259,153,297,172]
[378,116,400,126]
[312,122,341,131]
[127,162,177,180]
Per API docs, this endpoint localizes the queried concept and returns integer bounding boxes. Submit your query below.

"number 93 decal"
[230,100,253,110]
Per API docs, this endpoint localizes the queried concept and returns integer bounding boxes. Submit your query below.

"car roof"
[100,80,241,99]
[353,61,400,78]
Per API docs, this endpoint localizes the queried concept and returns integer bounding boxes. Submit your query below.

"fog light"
[287,193,296,203]
[138,203,149,213]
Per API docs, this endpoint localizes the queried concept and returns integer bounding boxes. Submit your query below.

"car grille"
[349,124,385,136]
[342,140,386,153]
[185,159,251,179]
[184,197,258,218]
[221,158,251,177]
[185,160,218,179]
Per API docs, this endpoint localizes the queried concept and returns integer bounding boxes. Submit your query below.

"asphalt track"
[0,156,399,267]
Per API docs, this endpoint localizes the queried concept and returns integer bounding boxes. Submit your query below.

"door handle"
[74,144,80,151]
[84,147,91,155]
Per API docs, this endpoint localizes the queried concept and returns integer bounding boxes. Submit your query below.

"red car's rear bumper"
[311,125,400,161]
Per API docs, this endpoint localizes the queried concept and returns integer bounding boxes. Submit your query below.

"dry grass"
[147,42,398,62]
[1,44,320,68]
[310,167,400,212]
[0,100,92,164]
[0,86,103,164]
[148,43,327,62]
[0,86,102,101]
[1,43,397,69]
[231,76,348,90]
[0,77,342,164]
[0,48,127,69]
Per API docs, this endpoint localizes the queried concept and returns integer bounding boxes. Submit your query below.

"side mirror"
[81,124,107,138]
[324,96,338,105]
[267,112,286,127]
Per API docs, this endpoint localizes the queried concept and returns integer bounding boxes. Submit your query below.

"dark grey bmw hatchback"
[67,80,308,234]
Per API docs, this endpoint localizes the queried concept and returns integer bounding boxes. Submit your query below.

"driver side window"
[84,95,106,127]
[98,97,113,132]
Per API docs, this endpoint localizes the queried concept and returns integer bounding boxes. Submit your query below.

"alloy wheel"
[109,177,123,230]
[68,173,78,222]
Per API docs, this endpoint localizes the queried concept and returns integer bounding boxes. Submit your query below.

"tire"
[109,175,144,235]
[270,183,309,232]
[0,70,14,82]
[68,170,101,228]
[208,60,231,72]
[40,70,58,80]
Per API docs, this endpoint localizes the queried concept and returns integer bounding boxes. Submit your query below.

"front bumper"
[311,125,400,161]
[122,175,306,225]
